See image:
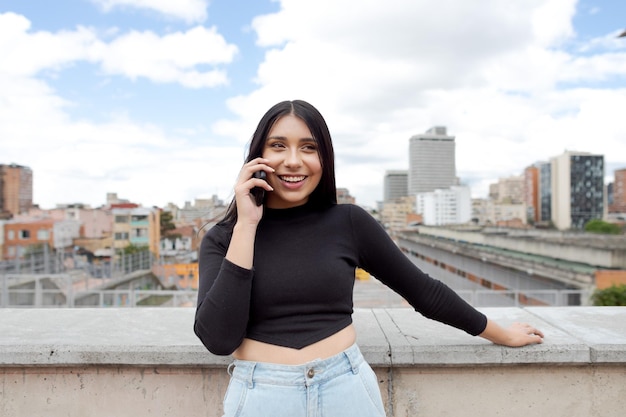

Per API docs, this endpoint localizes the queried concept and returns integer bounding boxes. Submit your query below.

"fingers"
[516,322,544,337]
[235,159,274,192]
[511,322,544,345]
[241,158,275,180]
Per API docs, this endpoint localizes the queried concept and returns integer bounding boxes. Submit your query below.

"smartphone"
[251,171,267,206]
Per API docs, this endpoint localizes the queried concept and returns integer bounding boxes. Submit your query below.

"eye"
[302,143,318,152]
[268,141,285,149]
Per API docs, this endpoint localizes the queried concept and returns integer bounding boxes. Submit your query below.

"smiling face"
[262,114,323,209]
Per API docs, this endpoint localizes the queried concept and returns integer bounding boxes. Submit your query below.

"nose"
[283,148,302,168]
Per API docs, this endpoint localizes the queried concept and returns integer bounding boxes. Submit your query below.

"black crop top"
[194,202,487,355]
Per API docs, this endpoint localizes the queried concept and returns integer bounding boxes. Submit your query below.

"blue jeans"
[222,344,386,417]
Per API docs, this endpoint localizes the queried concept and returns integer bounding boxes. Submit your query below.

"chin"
[269,194,309,208]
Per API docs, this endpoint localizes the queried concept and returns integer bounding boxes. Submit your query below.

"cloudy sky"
[1,0,625,210]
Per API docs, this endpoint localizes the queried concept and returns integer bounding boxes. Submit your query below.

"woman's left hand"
[502,322,545,347]
[479,319,544,347]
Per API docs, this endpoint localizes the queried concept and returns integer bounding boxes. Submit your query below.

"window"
[19,230,31,239]
[115,232,129,240]
[133,228,148,238]
[37,230,49,240]
[8,230,14,240]
[115,215,129,223]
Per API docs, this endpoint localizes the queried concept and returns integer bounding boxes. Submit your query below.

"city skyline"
[1,0,625,210]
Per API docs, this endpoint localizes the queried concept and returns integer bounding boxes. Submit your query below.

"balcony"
[1,306,625,416]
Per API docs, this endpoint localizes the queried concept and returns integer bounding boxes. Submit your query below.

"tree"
[591,284,626,306]
[119,243,149,255]
[160,210,176,237]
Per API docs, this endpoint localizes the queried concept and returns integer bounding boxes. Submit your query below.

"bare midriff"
[232,324,357,365]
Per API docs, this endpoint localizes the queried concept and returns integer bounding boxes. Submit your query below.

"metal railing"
[0,281,198,308]
[455,289,593,307]
[1,282,592,308]
[1,246,595,308]
[0,245,154,278]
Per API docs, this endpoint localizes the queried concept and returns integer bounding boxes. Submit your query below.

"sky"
[1,0,625,210]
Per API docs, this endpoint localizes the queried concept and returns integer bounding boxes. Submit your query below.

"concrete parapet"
[1,307,625,416]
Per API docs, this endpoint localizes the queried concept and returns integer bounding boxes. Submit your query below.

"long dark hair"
[220,100,337,226]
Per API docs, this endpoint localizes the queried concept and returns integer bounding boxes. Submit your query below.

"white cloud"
[99,26,237,87]
[212,0,626,206]
[0,13,101,76]
[0,12,237,87]
[2,1,626,210]
[0,11,240,208]
[0,69,242,208]
[92,0,209,24]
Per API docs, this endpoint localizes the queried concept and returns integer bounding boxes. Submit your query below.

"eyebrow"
[267,136,317,143]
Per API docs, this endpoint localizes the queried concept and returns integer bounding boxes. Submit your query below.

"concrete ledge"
[2,307,626,417]
[1,307,625,367]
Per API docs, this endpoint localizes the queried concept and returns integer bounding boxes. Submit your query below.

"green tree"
[160,210,176,237]
[119,243,149,255]
[591,284,626,306]
[584,219,621,235]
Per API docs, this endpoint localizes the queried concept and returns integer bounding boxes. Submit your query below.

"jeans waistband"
[229,343,364,388]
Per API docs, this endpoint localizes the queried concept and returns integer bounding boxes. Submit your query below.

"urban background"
[2,128,626,308]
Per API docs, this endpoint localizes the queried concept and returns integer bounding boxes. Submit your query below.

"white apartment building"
[408,127,456,195]
[416,186,471,226]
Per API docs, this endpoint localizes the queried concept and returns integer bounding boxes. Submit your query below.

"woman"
[194,100,544,417]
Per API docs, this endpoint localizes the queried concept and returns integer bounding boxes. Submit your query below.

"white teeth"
[280,175,306,183]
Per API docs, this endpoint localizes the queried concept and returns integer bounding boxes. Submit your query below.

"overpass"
[395,225,626,306]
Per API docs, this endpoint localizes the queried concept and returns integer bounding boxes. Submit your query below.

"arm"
[194,227,254,355]
[193,158,274,355]
[349,206,544,345]
[350,205,487,335]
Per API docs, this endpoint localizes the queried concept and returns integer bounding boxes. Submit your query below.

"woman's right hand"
[233,158,274,227]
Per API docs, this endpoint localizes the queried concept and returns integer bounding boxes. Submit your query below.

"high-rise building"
[551,151,605,230]
[408,127,456,195]
[383,170,408,202]
[0,163,33,218]
[609,168,626,213]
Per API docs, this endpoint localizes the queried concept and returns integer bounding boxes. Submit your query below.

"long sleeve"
[349,206,487,336]
[194,224,253,355]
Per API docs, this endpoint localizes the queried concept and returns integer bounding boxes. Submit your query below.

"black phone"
[251,171,267,206]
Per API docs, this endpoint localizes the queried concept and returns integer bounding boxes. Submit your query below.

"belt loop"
[227,362,235,376]
[345,344,360,375]
[246,362,257,389]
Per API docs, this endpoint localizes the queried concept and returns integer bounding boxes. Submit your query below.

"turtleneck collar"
[263,199,331,220]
